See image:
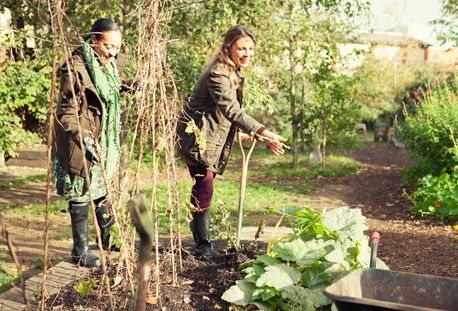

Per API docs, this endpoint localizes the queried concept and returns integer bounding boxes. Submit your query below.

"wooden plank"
[0,251,118,309]
[0,297,25,311]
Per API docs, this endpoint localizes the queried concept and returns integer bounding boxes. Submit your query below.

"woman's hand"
[239,132,254,141]
[259,129,288,155]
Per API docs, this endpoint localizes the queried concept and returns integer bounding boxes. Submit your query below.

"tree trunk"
[300,77,305,152]
[289,37,298,168]
[322,122,327,167]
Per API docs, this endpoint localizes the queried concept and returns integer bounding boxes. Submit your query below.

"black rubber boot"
[94,198,119,252]
[69,201,101,268]
[190,209,221,259]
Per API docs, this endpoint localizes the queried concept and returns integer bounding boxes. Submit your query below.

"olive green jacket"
[176,62,264,174]
[53,47,128,178]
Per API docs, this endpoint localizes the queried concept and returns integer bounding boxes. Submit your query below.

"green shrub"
[400,75,458,220]
[0,58,50,156]
[399,76,458,176]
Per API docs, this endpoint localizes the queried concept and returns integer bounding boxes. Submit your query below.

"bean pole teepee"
[41,1,182,309]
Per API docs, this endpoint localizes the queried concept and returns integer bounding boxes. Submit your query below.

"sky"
[368,0,444,45]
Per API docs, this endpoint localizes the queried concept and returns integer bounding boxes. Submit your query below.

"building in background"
[340,31,457,70]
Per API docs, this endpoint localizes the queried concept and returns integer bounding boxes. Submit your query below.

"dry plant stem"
[166,158,177,285]
[125,0,180,301]
[54,8,114,309]
[151,151,161,297]
[267,214,285,255]
[170,151,183,272]
[1,225,29,309]
[40,1,60,309]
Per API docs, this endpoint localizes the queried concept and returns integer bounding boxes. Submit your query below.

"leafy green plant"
[75,278,97,298]
[0,57,50,156]
[0,257,19,294]
[400,74,458,220]
[209,200,239,250]
[222,207,388,310]
[406,170,458,220]
[399,75,458,176]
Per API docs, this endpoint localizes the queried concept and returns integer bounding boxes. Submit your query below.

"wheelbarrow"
[323,232,458,311]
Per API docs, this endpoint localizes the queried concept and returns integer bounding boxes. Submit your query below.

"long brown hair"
[215,26,256,85]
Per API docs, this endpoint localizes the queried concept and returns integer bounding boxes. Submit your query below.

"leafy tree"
[306,63,359,166]
[433,0,458,46]
[256,1,368,166]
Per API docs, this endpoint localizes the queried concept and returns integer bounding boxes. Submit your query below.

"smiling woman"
[52,18,130,268]
[176,25,287,259]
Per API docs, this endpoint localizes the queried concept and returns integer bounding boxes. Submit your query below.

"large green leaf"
[324,241,348,265]
[281,285,331,311]
[255,264,301,290]
[255,254,281,266]
[322,207,367,242]
[245,264,266,283]
[273,238,333,265]
[221,279,256,306]
[302,268,334,288]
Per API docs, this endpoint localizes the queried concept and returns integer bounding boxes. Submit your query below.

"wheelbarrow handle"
[370,231,380,269]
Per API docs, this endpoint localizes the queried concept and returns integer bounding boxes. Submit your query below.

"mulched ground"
[42,249,253,311]
[334,144,457,278]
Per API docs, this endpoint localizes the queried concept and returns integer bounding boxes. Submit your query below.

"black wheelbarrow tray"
[323,268,458,311]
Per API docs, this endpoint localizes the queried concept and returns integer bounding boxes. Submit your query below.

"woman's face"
[91,30,122,64]
[229,36,255,69]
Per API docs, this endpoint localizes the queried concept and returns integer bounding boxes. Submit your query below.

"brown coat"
[176,62,264,174]
[53,47,126,178]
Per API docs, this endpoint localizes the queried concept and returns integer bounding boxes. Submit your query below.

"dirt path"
[303,143,457,278]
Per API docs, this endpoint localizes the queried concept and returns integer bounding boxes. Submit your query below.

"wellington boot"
[69,201,101,268]
[195,242,221,259]
[190,209,221,258]
[94,198,120,252]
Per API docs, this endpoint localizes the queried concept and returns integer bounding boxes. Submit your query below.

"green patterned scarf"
[83,38,121,179]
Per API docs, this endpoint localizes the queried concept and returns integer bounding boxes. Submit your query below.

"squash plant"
[222,207,388,310]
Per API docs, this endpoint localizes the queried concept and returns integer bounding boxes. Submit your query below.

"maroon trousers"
[187,165,216,212]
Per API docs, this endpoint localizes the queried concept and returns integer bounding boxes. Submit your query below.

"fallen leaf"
[111,276,122,289]
[453,225,458,231]
[182,280,194,285]
[146,295,159,305]
[202,295,210,301]
[214,304,222,309]
[209,288,216,293]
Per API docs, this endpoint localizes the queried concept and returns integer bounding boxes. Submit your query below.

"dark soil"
[332,144,458,278]
[42,249,252,311]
